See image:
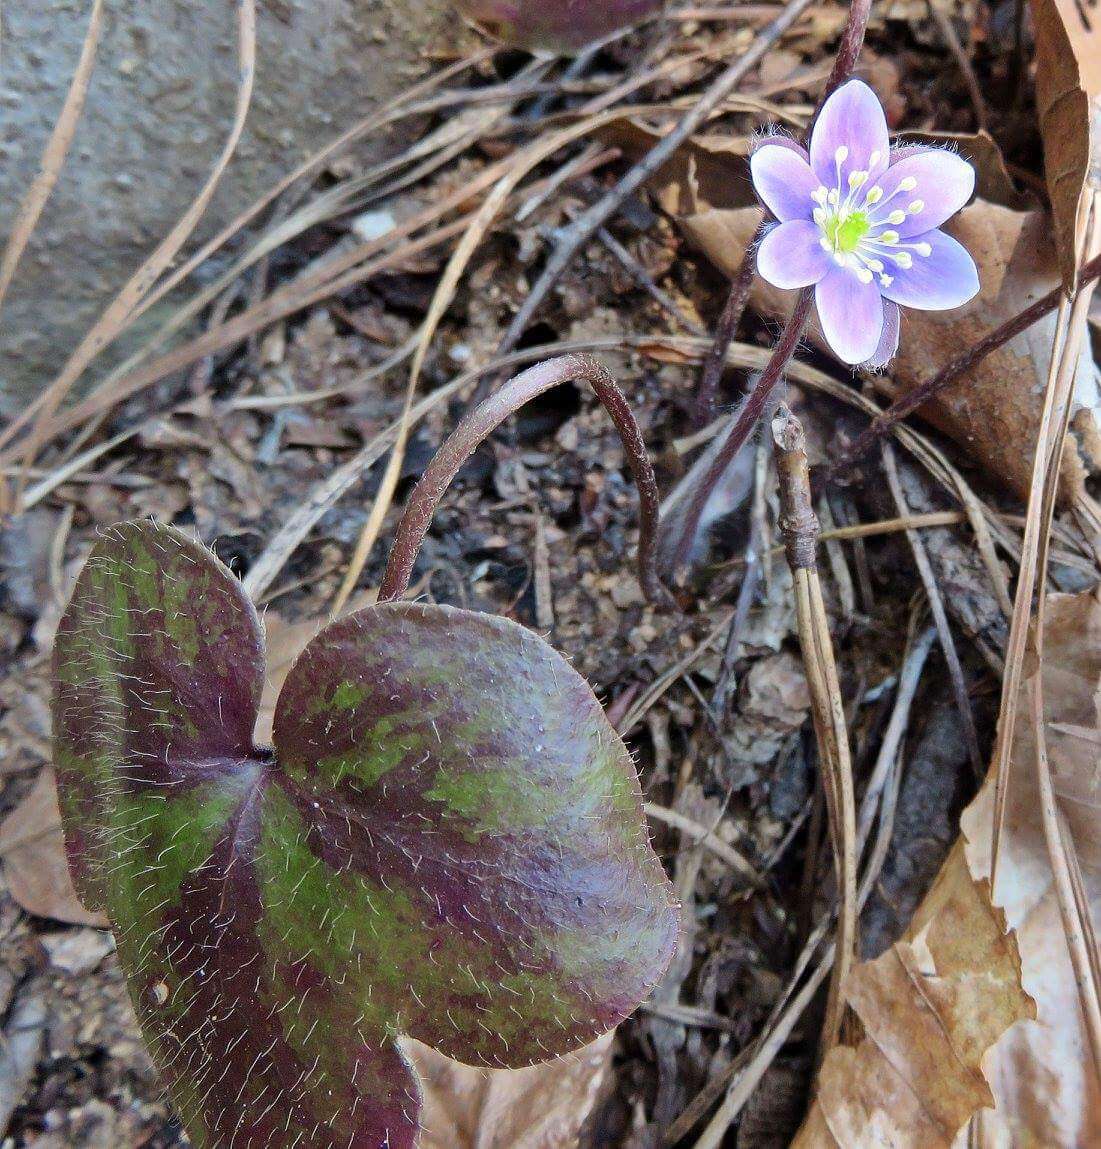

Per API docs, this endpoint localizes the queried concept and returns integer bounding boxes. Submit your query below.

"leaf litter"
[0,1,1099,1146]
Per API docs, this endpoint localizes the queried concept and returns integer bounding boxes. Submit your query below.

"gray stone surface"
[0,0,452,410]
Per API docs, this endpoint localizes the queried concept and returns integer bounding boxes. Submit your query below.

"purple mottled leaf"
[52,520,679,1148]
[454,0,661,51]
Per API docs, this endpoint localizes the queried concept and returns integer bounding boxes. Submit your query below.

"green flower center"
[824,210,870,253]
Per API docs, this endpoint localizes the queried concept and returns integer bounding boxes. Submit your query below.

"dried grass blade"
[990,194,1101,890]
[0,0,103,318]
[881,442,984,778]
[3,0,257,492]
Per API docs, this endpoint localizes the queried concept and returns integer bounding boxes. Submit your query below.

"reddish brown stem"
[817,249,1101,492]
[379,354,673,607]
[694,219,765,428]
[670,289,814,574]
[678,0,872,569]
[820,0,872,101]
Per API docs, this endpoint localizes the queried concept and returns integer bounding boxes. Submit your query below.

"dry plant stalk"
[0,0,104,319]
[990,184,1101,1080]
[772,406,857,1059]
[0,0,257,509]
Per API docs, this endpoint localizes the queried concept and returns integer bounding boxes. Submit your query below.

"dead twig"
[772,405,857,1063]
[493,0,819,361]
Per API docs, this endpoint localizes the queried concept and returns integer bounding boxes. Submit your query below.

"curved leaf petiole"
[379,353,674,608]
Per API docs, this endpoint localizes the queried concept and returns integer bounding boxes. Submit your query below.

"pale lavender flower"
[749,79,979,367]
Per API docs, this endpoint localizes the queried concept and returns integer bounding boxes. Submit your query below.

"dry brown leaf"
[254,611,321,744]
[680,201,1100,500]
[597,120,757,217]
[0,768,107,927]
[792,839,1032,1148]
[963,586,1101,1146]
[1030,0,1101,286]
[406,1034,613,1149]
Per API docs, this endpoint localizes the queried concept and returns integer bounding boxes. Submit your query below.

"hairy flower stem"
[671,290,814,574]
[817,248,1101,491]
[379,353,674,607]
[678,0,873,566]
[693,220,764,429]
[821,0,873,101]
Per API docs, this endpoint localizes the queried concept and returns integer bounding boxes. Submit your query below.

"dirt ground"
[0,1,1097,1145]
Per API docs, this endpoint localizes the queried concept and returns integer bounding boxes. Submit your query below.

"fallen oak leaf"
[0,767,106,928]
[408,1032,612,1149]
[52,519,679,1148]
[793,839,1033,1148]
[1030,0,1101,288]
[962,586,1101,1146]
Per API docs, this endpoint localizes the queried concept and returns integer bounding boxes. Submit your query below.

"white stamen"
[867,259,884,273]
[848,170,868,188]
[833,252,847,267]
[827,189,840,206]
[835,145,849,164]
[913,242,932,257]
[812,186,829,205]
[869,150,882,168]
[879,273,894,287]
[819,237,832,252]
[813,207,828,226]
[886,210,906,225]
[893,252,913,269]
[899,177,917,192]
[908,200,924,214]
[878,230,900,245]
[855,266,874,285]
[865,187,883,204]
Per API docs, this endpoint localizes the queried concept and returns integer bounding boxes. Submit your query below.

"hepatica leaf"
[53,520,679,1149]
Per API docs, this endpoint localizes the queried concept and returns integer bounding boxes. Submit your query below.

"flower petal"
[815,266,885,365]
[750,142,819,222]
[809,79,890,188]
[879,229,979,311]
[864,301,900,369]
[756,220,832,288]
[872,149,975,237]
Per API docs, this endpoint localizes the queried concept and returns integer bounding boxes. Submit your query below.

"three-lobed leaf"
[53,520,678,1148]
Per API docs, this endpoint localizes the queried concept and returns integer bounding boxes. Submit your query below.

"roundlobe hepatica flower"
[750,79,979,366]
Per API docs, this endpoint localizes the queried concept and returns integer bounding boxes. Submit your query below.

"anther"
[893,252,913,269]
[886,210,906,225]
[878,230,900,245]
[908,200,924,214]
[899,177,917,192]
[865,187,883,204]
[848,170,868,188]
[913,242,932,257]
[855,267,874,284]
[835,145,849,164]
